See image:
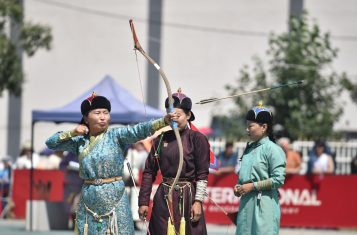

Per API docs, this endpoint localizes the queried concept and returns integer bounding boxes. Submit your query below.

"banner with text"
[12,170,64,218]
[11,170,357,228]
[204,174,357,228]
[144,173,357,228]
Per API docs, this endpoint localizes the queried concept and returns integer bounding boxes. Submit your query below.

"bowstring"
[134,50,148,116]
[133,49,157,235]
[133,48,161,177]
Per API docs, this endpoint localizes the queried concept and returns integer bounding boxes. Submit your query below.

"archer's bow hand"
[164,112,178,125]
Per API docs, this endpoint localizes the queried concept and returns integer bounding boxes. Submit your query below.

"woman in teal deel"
[234,102,286,235]
[46,93,172,235]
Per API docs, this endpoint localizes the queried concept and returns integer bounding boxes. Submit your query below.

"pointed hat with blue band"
[246,101,273,124]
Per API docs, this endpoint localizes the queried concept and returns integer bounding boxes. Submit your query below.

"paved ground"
[0,220,356,235]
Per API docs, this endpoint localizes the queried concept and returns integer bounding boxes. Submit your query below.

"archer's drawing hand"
[73,124,89,136]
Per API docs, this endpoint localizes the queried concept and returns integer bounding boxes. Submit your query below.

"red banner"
[143,173,357,228]
[203,173,239,224]
[204,174,357,228]
[10,170,357,228]
[280,174,357,228]
[12,170,64,219]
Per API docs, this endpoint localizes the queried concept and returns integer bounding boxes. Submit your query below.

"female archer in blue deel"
[46,92,173,235]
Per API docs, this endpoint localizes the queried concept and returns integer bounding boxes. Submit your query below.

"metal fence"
[208,138,357,175]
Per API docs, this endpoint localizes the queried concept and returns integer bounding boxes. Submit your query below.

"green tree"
[0,0,52,96]
[341,77,357,104]
[215,13,350,140]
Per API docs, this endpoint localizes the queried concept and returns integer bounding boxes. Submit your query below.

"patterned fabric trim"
[195,180,208,202]
[59,131,76,141]
[79,130,106,160]
[253,179,272,191]
[151,118,166,133]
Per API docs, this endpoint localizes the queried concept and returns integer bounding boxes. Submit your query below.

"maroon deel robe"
[139,128,210,235]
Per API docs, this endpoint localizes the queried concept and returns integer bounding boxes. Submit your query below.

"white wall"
[0,0,356,157]
[0,93,9,158]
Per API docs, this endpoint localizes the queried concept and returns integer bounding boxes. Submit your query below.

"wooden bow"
[129,19,184,230]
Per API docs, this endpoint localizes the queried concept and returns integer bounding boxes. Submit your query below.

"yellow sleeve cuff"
[59,131,76,141]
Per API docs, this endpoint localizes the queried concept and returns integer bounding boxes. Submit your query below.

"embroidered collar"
[79,129,107,160]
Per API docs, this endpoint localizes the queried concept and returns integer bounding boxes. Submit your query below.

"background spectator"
[14,141,40,169]
[124,141,149,183]
[278,137,302,174]
[212,142,238,175]
[0,157,11,212]
[307,140,334,174]
[59,152,82,229]
[0,157,11,185]
[351,154,357,174]
[124,141,149,230]
[37,148,62,170]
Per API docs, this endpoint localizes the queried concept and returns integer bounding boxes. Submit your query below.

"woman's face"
[85,108,110,135]
[172,108,191,130]
[246,120,267,142]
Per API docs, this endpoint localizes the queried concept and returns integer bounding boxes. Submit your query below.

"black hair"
[225,142,234,148]
[267,124,275,143]
[259,123,275,143]
[315,140,326,148]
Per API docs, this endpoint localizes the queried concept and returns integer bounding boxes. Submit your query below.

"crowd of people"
[212,137,340,177]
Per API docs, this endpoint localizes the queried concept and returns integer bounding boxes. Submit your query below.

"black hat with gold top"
[81,92,111,116]
[246,101,273,124]
[165,88,195,121]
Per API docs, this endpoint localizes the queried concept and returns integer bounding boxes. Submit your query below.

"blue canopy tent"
[32,75,163,124]
[28,75,163,230]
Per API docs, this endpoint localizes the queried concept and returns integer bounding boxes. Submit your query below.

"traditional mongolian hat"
[80,92,111,116]
[246,101,273,124]
[165,88,195,121]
